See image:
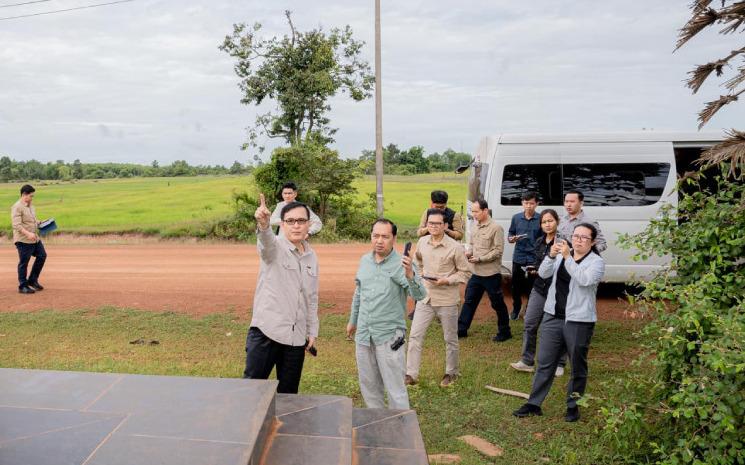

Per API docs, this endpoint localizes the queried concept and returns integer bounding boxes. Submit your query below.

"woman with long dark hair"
[513,223,605,422]
[510,209,566,377]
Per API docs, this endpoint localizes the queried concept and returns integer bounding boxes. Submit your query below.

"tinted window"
[501,164,562,205]
[501,163,672,207]
[563,163,671,206]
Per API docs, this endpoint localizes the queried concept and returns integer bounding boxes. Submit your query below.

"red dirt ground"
[0,242,634,321]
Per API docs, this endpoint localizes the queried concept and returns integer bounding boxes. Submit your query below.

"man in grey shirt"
[243,194,319,393]
[558,190,607,253]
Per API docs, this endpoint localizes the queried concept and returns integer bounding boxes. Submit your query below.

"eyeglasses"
[283,218,309,225]
[427,221,444,226]
[571,234,592,242]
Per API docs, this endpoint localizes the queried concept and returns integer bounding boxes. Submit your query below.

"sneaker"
[565,406,580,422]
[439,374,457,387]
[509,309,520,320]
[512,403,543,418]
[404,375,417,386]
[492,333,513,342]
[555,366,565,377]
[27,282,44,291]
[510,360,535,373]
[18,286,35,294]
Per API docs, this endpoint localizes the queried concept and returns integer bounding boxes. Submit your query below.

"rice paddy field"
[0,174,467,237]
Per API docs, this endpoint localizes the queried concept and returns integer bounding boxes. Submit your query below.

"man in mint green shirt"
[347,219,427,409]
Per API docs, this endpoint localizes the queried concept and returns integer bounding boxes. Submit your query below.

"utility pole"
[374,0,384,217]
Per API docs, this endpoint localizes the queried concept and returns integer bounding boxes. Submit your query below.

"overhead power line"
[0,0,56,9]
[0,0,134,21]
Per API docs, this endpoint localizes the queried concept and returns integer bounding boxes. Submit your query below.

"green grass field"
[1,174,467,237]
[0,308,643,464]
[0,176,254,236]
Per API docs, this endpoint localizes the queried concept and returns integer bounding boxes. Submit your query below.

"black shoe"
[565,406,580,422]
[18,286,35,294]
[510,309,520,320]
[492,333,512,342]
[28,282,44,291]
[513,403,542,418]
[457,330,468,339]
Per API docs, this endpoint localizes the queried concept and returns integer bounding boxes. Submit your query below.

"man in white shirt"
[270,182,322,236]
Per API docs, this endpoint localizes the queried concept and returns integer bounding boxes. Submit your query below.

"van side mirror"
[454,162,471,174]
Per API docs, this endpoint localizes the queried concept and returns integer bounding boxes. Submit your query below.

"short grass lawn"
[0,308,643,464]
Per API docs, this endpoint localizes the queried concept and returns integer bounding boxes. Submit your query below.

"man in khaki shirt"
[11,184,47,294]
[457,199,511,341]
[406,208,470,388]
[243,194,319,394]
[416,190,464,240]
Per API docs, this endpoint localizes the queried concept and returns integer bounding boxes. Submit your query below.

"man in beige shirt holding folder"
[11,184,47,294]
[406,208,471,388]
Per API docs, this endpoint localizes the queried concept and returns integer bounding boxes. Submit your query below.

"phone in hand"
[403,242,412,257]
[421,275,438,281]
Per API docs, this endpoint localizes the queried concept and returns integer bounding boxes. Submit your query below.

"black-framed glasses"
[283,218,309,225]
[571,234,592,242]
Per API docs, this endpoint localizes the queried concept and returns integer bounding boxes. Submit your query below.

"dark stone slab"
[0,368,121,410]
[263,434,351,465]
[0,368,278,465]
[352,408,409,428]
[275,394,344,417]
[83,433,253,465]
[276,395,351,438]
[353,409,426,450]
[0,407,121,443]
[355,446,430,465]
[0,413,125,465]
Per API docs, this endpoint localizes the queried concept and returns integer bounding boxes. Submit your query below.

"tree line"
[0,144,470,183]
[0,157,253,182]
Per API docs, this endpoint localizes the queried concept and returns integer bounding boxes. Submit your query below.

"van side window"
[501,163,672,206]
[501,164,562,205]
[563,163,671,206]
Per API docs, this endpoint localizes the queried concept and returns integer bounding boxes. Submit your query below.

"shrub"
[601,169,745,465]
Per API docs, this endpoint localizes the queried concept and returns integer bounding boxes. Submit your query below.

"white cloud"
[0,0,742,165]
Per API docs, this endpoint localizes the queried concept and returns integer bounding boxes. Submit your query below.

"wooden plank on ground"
[485,384,530,399]
[458,435,504,457]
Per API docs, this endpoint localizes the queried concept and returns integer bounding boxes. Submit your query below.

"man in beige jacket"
[11,184,46,294]
[406,208,471,388]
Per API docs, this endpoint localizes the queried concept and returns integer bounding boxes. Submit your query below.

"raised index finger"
[259,193,266,208]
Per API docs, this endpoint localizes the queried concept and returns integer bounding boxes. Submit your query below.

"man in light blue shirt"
[347,219,427,409]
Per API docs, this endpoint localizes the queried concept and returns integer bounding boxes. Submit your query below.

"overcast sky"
[1,0,743,166]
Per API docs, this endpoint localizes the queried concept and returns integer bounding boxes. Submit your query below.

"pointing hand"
[255,193,271,229]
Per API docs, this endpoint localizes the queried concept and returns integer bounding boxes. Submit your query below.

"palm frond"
[724,64,745,90]
[686,60,729,92]
[697,129,745,179]
[676,7,721,50]
[719,1,745,34]
[698,94,740,128]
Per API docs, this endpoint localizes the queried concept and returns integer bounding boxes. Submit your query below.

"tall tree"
[219,11,374,150]
[676,0,745,178]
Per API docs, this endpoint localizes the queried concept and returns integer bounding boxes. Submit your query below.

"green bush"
[601,169,745,465]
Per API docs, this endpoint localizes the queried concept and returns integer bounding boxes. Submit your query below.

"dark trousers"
[511,261,535,312]
[15,241,47,289]
[243,327,306,394]
[458,273,510,336]
[527,314,595,409]
[521,289,567,367]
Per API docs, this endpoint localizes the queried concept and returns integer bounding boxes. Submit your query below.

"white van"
[463,132,724,282]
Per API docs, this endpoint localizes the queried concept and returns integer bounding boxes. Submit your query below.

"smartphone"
[514,233,528,240]
[421,275,438,281]
[403,242,412,257]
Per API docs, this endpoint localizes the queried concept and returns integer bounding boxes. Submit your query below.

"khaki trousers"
[406,301,460,380]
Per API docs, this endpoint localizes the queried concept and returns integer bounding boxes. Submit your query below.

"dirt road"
[1,242,633,320]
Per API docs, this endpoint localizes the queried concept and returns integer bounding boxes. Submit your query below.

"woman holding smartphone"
[513,223,605,422]
[510,209,567,377]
